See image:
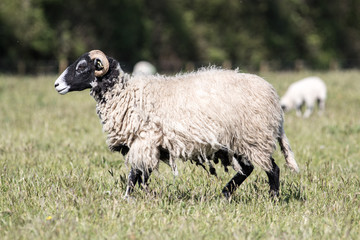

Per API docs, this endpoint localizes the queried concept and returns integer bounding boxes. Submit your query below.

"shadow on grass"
[129,181,306,206]
[230,178,307,204]
[116,171,306,204]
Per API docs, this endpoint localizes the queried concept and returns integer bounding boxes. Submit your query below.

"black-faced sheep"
[281,76,327,118]
[54,50,299,199]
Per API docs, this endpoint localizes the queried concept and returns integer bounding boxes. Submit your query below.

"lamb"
[280,76,327,118]
[132,61,156,76]
[54,50,299,199]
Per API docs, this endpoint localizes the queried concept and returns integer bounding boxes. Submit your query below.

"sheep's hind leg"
[318,98,325,115]
[265,157,280,198]
[222,158,254,199]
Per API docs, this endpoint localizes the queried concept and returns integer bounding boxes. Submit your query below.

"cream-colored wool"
[92,67,299,173]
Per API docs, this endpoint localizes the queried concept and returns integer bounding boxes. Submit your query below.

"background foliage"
[1,0,360,73]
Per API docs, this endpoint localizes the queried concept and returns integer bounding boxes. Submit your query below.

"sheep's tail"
[278,125,300,173]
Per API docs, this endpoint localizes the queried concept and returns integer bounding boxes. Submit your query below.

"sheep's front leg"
[303,105,314,118]
[124,168,142,198]
[265,157,280,198]
[137,169,152,191]
[295,105,303,117]
[124,168,152,198]
[222,159,254,199]
[124,139,158,198]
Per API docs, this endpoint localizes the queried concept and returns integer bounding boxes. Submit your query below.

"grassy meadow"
[0,71,359,239]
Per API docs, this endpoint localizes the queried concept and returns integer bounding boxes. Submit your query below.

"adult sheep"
[281,76,327,118]
[54,50,299,199]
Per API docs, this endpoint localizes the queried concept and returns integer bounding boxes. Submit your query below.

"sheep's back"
[284,77,327,102]
[134,69,283,162]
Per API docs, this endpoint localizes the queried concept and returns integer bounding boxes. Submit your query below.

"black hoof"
[269,190,279,199]
[222,190,231,200]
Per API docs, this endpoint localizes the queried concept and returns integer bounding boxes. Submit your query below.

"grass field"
[0,71,359,239]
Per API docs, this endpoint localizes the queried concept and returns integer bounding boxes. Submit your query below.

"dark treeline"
[0,0,360,74]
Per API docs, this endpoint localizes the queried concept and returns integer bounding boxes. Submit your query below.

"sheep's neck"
[91,71,128,122]
[91,72,137,148]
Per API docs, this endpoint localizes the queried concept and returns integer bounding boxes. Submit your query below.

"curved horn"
[89,50,109,77]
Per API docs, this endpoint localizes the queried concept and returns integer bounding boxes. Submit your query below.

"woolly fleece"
[91,67,299,173]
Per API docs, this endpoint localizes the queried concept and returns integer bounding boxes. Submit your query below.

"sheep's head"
[280,96,294,112]
[54,50,109,94]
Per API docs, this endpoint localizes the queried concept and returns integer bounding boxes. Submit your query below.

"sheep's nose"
[55,83,59,87]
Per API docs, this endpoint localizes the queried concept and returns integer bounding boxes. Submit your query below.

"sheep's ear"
[94,59,104,71]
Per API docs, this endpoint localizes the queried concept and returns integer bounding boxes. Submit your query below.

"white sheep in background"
[54,50,299,199]
[281,76,327,118]
[132,61,156,76]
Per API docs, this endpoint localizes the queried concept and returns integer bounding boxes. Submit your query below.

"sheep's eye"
[78,65,86,71]
[76,59,88,72]
[95,59,104,70]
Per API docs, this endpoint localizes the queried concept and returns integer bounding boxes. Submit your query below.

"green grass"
[0,71,359,239]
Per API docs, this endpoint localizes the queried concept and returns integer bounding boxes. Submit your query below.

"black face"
[54,53,96,94]
[55,51,122,98]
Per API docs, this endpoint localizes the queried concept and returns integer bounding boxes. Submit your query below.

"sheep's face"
[55,50,111,94]
[280,97,294,112]
[54,53,97,94]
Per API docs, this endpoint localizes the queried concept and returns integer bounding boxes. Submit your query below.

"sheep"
[132,61,156,76]
[280,76,327,118]
[54,50,299,199]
